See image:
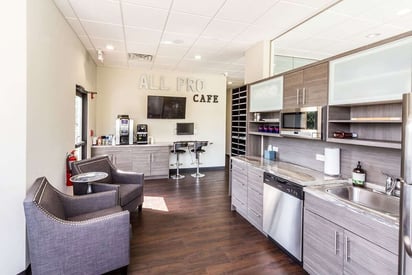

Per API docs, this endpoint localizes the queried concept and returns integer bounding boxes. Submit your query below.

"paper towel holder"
[324,147,340,176]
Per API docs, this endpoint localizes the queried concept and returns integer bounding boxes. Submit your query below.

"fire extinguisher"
[66,150,77,186]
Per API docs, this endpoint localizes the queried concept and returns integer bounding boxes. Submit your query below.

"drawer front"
[232,159,247,170]
[232,196,247,217]
[248,186,263,212]
[248,166,263,191]
[232,180,247,202]
[247,207,263,230]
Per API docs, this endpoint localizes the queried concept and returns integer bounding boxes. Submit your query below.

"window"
[75,85,88,160]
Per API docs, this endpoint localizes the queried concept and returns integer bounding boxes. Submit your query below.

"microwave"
[280,106,324,140]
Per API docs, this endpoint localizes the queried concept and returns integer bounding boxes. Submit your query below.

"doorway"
[75,85,88,160]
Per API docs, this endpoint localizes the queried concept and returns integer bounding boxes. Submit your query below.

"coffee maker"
[115,115,134,145]
[136,124,148,144]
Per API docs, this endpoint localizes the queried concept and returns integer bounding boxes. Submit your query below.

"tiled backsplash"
[263,137,401,187]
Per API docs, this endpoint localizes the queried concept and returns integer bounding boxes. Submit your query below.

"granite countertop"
[232,155,346,187]
[92,142,172,148]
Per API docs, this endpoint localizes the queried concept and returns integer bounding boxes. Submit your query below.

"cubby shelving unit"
[231,85,248,156]
[327,102,402,149]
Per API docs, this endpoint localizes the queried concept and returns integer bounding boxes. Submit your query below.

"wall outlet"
[316,154,325,161]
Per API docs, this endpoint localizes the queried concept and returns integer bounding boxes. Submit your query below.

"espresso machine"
[136,124,148,144]
[115,115,134,145]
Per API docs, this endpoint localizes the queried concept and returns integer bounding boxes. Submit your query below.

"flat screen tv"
[147,95,186,119]
[176,123,194,135]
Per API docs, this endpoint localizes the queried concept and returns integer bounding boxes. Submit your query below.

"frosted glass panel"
[249,76,283,112]
[329,37,412,105]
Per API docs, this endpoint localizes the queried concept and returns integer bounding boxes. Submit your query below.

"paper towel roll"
[324,148,340,176]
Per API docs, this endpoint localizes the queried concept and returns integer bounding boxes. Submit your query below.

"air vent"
[128,53,153,62]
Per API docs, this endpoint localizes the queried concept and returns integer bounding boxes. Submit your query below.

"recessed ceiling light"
[161,40,173,45]
[105,44,114,51]
[397,8,411,16]
[366,33,381,38]
[228,81,233,85]
[194,55,202,60]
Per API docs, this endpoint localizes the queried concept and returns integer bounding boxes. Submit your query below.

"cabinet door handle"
[334,231,339,255]
[302,87,306,105]
[296,89,300,105]
[345,236,350,262]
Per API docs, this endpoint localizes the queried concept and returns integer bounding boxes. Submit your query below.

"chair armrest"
[60,190,118,217]
[26,209,130,274]
[112,170,144,185]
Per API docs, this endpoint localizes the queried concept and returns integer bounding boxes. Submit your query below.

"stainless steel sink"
[325,185,399,217]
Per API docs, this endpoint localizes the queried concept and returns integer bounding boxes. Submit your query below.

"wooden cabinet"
[231,158,264,233]
[231,85,248,156]
[91,146,132,171]
[131,146,170,179]
[327,103,402,149]
[303,193,398,275]
[283,62,328,109]
[92,145,170,179]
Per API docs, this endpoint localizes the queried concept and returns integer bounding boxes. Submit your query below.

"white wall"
[0,0,98,272]
[244,40,271,84]
[96,67,227,168]
[0,1,27,273]
[27,0,96,189]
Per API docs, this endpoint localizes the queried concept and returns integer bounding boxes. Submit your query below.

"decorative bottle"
[352,161,366,187]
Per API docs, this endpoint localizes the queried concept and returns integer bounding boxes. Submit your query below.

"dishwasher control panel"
[263,172,303,199]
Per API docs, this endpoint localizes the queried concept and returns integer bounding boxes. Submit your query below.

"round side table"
[70,172,108,194]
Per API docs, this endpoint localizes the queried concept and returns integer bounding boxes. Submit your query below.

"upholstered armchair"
[72,155,144,212]
[23,177,130,275]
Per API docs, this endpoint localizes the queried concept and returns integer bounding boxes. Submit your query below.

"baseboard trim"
[169,166,225,174]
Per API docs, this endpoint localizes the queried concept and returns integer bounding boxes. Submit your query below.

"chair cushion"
[119,184,142,207]
[67,206,123,221]
[37,182,66,220]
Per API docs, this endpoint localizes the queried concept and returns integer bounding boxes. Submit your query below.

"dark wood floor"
[126,169,306,274]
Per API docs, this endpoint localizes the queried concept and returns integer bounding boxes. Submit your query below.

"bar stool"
[191,141,208,178]
[170,141,188,179]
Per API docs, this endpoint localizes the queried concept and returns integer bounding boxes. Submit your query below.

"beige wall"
[0,1,27,273]
[27,0,96,189]
[96,67,227,168]
[244,40,271,84]
[0,0,97,272]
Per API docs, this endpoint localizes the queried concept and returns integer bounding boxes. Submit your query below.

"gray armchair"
[23,177,130,275]
[72,155,144,212]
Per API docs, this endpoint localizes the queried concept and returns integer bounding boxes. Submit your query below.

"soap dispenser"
[352,161,366,187]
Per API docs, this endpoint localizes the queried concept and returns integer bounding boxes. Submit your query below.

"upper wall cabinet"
[249,76,283,112]
[329,36,412,105]
[283,62,328,109]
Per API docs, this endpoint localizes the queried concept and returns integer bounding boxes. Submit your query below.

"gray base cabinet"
[92,145,170,179]
[231,158,264,232]
[304,193,397,275]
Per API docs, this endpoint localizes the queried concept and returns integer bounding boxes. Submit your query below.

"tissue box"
[264,150,276,160]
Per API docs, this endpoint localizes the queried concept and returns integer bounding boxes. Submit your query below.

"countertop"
[92,142,172,148]
[232,155,346,187]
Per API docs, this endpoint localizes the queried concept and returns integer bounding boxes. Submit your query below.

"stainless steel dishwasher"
[263,172,304,263]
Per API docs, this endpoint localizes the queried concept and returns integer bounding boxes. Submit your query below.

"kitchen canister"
[324,148,340,176]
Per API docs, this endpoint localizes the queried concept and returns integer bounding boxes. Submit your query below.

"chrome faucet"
[383,173,400,197]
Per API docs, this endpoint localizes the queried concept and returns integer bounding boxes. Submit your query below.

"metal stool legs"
[171,151,185,179]
[191,150,205,178]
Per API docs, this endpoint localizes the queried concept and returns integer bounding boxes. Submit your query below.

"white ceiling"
[53,0,412,88]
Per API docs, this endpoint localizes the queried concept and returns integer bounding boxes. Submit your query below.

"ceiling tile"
[89,37,125,51]
[193,36,230,51]
[122,0,172,10]
[216,0,280,24]
[125,27,162,44]
[156,45,190,58]
[127,62,153,70]
[53,0,76,18]
[81,21,124,40]
[172,0,226,16]
[387,12,412,30]
[127,42,157,55]
[69,0,122,24]
[285,0,338,9]
[202,19,249,41]
[357,1,412,24]
[165,12,211,35]
[78,35,95,50]
[122,3,168,30]
[161,32,198,47]
[330,0,385,16]
[317,18,379,40]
